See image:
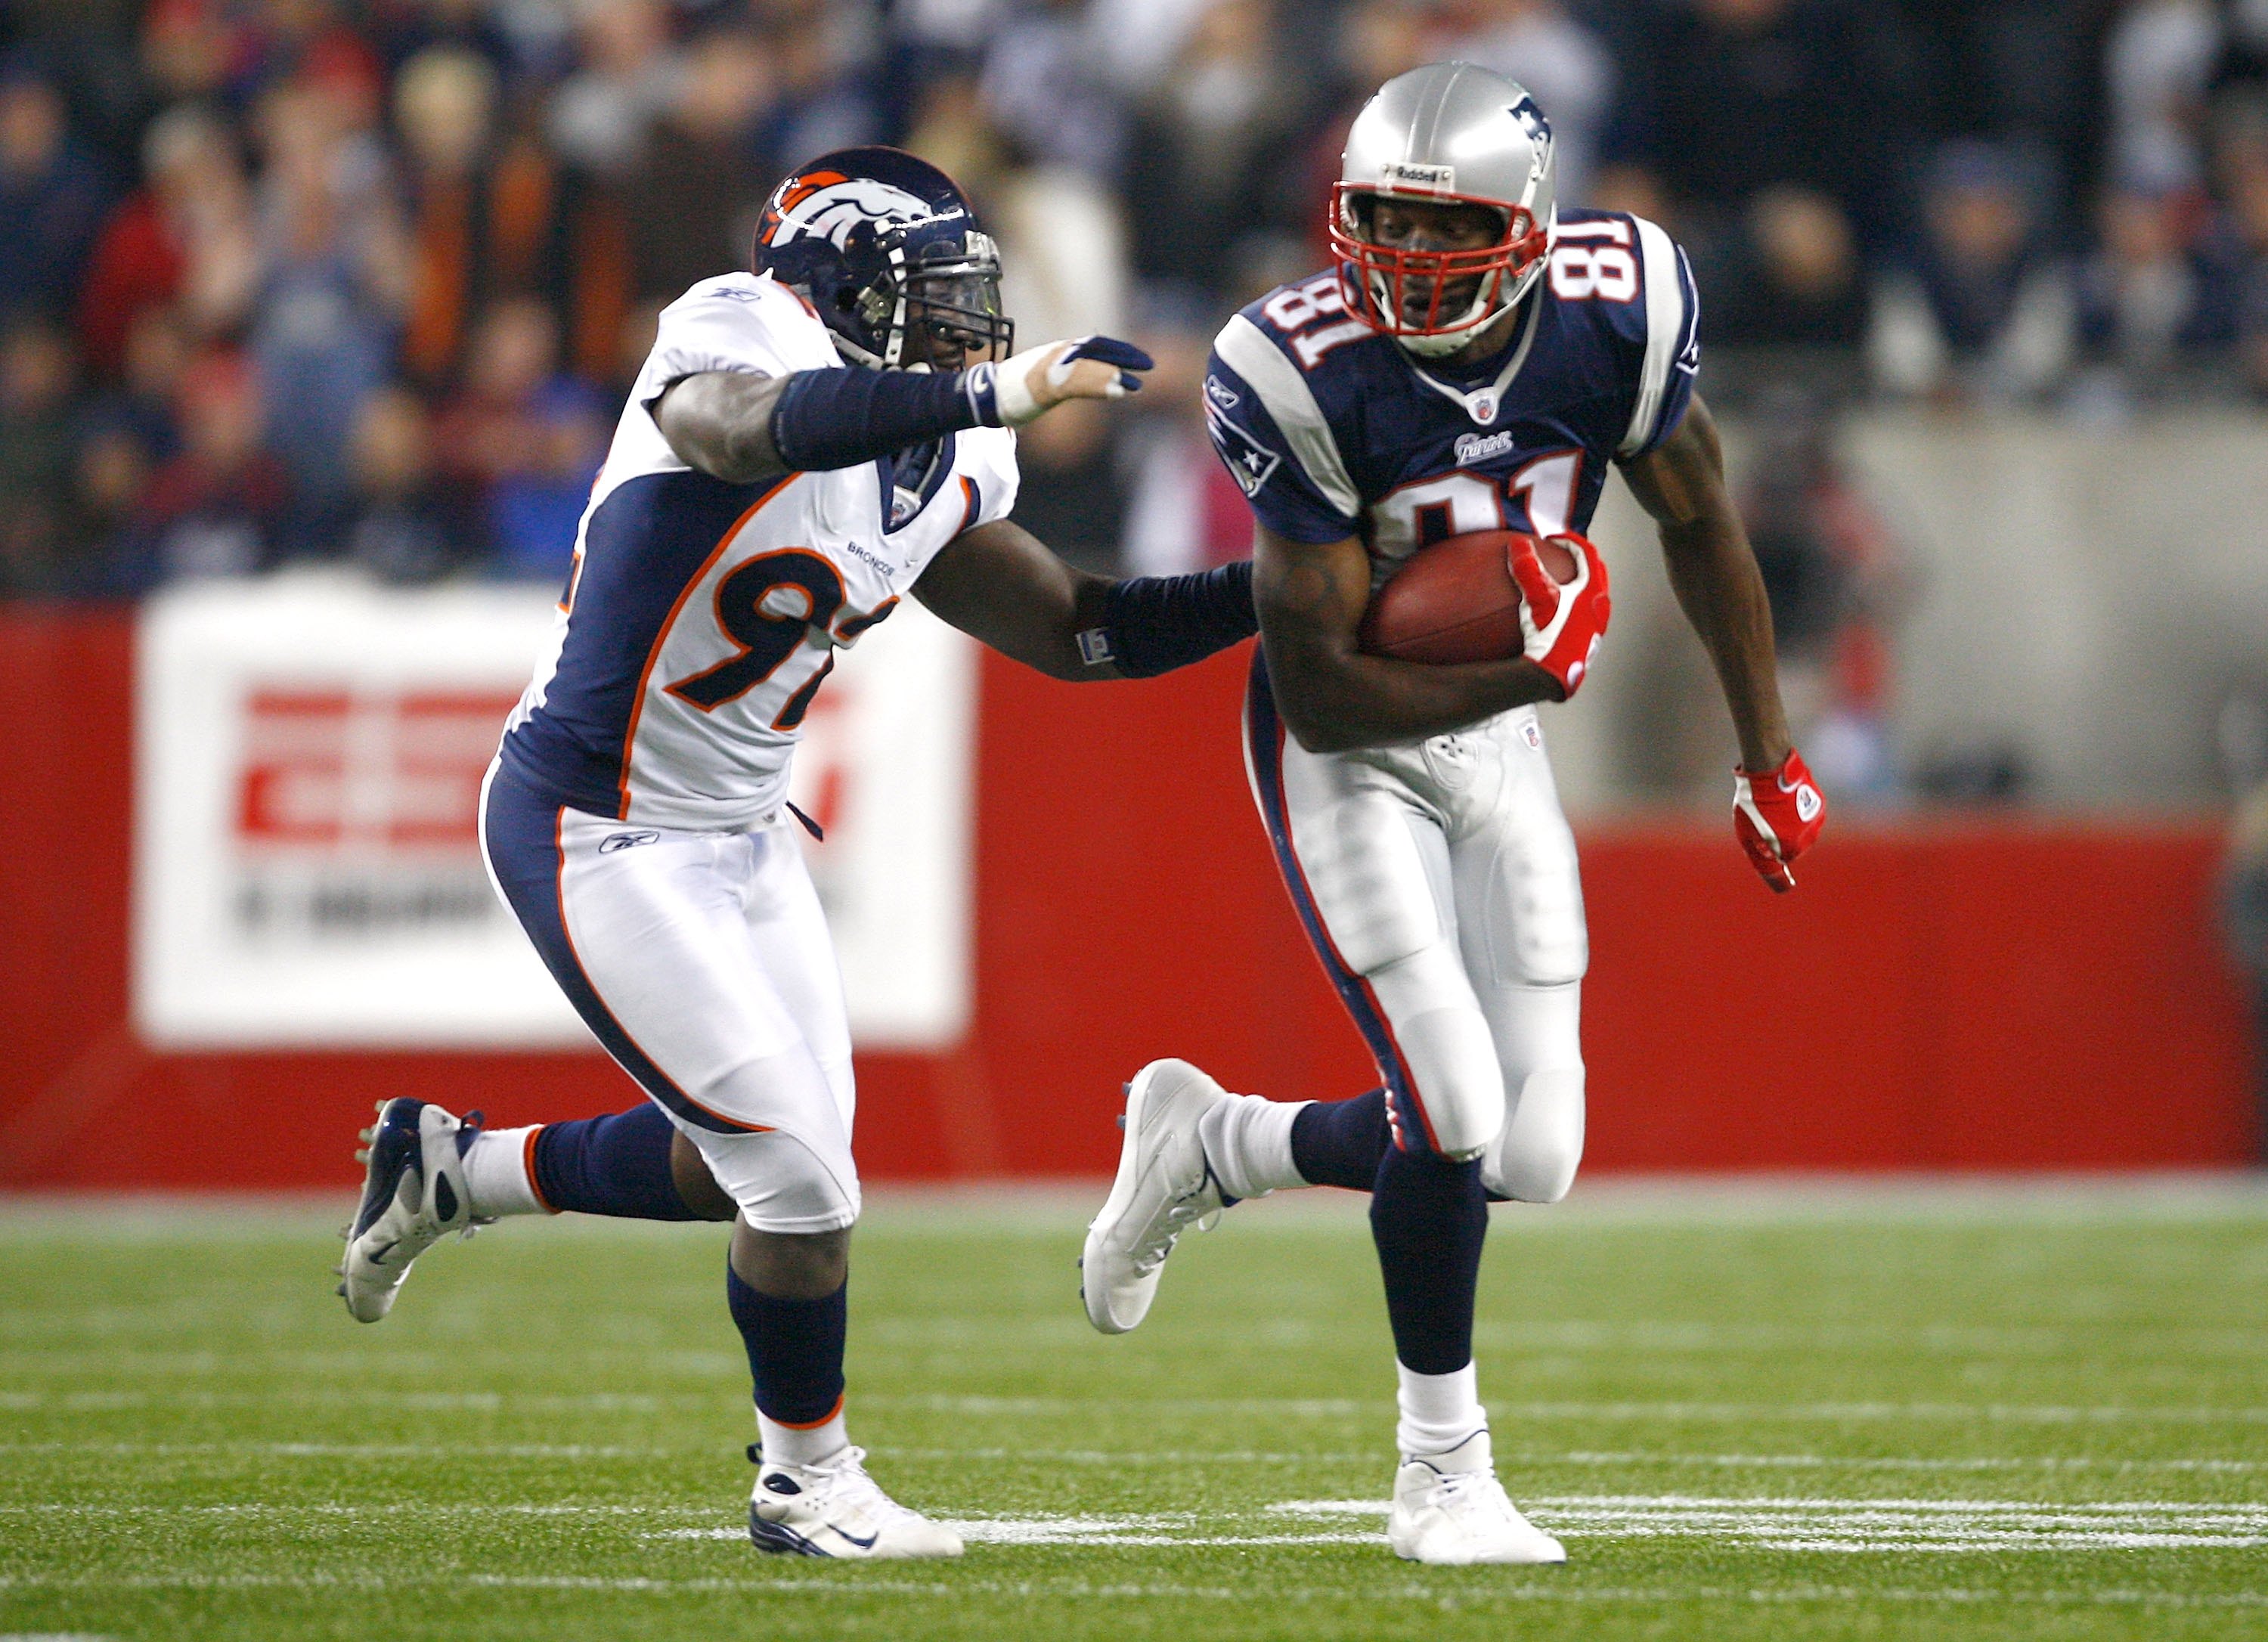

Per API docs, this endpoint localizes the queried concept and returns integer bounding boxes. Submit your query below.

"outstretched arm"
[1616,394,1792,773]
[1253,523,1560,754]
[913,520,1260,683]
[652,337,1155,486]
[911,519,1120,680]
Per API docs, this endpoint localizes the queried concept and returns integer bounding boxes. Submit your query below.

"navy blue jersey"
[1204,210,1698,579]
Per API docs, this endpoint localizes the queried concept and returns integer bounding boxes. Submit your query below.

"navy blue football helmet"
[752,147,1013,370]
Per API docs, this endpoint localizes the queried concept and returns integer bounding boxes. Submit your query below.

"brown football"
[1357,530,1575,665]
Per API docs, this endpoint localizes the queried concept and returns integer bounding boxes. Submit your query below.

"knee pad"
[683,1125,860,1234]
[1483,1066,1585,1203]
[1388,1002,1507,1160]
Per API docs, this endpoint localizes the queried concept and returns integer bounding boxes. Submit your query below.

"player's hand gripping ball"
[1358,528,1610,700]
[1731,748,1826,893]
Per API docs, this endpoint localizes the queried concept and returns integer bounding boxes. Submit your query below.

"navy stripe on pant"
[1243,652,1436,1153]
[481,760,757,1135]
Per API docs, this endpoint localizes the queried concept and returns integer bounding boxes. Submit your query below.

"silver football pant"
[1243,658,1588,1201]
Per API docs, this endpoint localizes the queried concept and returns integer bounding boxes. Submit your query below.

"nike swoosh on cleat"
[364,1239,398,1266]
[832,1529,880,1551]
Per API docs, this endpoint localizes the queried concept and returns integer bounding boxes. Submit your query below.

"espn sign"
[134,575,975,1049]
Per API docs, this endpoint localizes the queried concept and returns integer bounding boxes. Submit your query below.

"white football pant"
[480,761,860,1233]
[1244,664,1588,1200]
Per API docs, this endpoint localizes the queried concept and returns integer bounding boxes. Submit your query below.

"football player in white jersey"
[1079,67,1828,1563]
[336,149,1260,1560]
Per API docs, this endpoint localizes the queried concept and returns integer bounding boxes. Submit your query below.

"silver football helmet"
[1331,62,1558,358]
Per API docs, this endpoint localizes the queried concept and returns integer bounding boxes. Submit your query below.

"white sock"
[1198,1094,1309,1200]
[1396,1361,1486,1461]
[759,1404,849,1470]
[460,1126,548,1218]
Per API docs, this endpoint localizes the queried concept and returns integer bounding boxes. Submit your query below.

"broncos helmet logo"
[759,173,965,252]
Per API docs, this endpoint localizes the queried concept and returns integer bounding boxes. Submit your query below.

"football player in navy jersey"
[333,148,1259,1559]
[1082,65,1828,1563]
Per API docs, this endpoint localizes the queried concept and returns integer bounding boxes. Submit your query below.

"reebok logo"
[1204,373,1240,410]
[600,831,661,853]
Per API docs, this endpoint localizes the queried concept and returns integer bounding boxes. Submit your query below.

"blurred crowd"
[3,0,2268,602]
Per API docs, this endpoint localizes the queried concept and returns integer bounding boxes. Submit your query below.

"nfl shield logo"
[1469,390,1498,426]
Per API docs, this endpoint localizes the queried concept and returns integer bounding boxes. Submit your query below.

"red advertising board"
[0,605,2254,1190]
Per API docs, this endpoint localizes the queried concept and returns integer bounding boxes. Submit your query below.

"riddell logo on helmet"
[1378,160,1454,192]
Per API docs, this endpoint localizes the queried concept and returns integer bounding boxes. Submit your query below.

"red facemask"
[1328,183,1550,340]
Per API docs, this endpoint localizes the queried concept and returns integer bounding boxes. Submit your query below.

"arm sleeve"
[1095,560,1257,678]
[1203,327,1362,544]
[1619,219,1702,458]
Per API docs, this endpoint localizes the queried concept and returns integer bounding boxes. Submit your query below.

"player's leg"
[478,764,956,1557]
[1251,683,1564,1563]
[1449,711,1588,1206]
[1083,669,1504,1331]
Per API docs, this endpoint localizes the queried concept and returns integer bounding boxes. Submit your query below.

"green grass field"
[2,1180,2265,1641]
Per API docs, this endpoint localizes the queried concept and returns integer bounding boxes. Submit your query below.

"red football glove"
[1507,531,1610,699]
[1732,748,1826,892]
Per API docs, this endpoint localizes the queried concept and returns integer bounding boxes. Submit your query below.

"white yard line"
[13,1495,2257,1557]
[1267,1495,2268,1553]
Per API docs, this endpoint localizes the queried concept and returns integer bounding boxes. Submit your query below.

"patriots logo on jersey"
[1205,406,1281,497]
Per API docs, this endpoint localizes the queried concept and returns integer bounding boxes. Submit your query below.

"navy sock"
[727,1264,847,1427]
[1369,1145,1488,1375]
[530,1104,699,1220]
[1290,1089,1391,1188]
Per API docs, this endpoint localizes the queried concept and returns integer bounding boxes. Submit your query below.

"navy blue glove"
[965,334,1155,426]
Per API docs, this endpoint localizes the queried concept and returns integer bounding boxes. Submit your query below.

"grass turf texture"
[1,1182,2264,1641]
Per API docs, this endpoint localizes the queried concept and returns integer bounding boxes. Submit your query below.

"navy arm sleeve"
[1084,561,1257,678]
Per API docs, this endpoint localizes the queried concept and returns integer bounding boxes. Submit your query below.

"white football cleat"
[1387,1430,1566,1566]
[748,1445,965,1559]
[1080,1058,1228,1334]
[338,1098,480,1324]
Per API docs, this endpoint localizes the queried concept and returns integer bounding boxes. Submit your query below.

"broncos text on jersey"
[1204,209,1699,584]
[498,271,1018,831]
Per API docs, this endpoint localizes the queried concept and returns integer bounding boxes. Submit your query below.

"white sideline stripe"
[656,1523,1383,1548]
[2,1572,2266,1609]
[1266,1495,2268,1553]
[21,1494,2260,1552]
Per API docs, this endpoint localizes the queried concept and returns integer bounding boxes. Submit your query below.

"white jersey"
[498,271,1018,831]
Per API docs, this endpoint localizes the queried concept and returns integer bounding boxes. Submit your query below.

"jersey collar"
[1402,295,1543,427]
